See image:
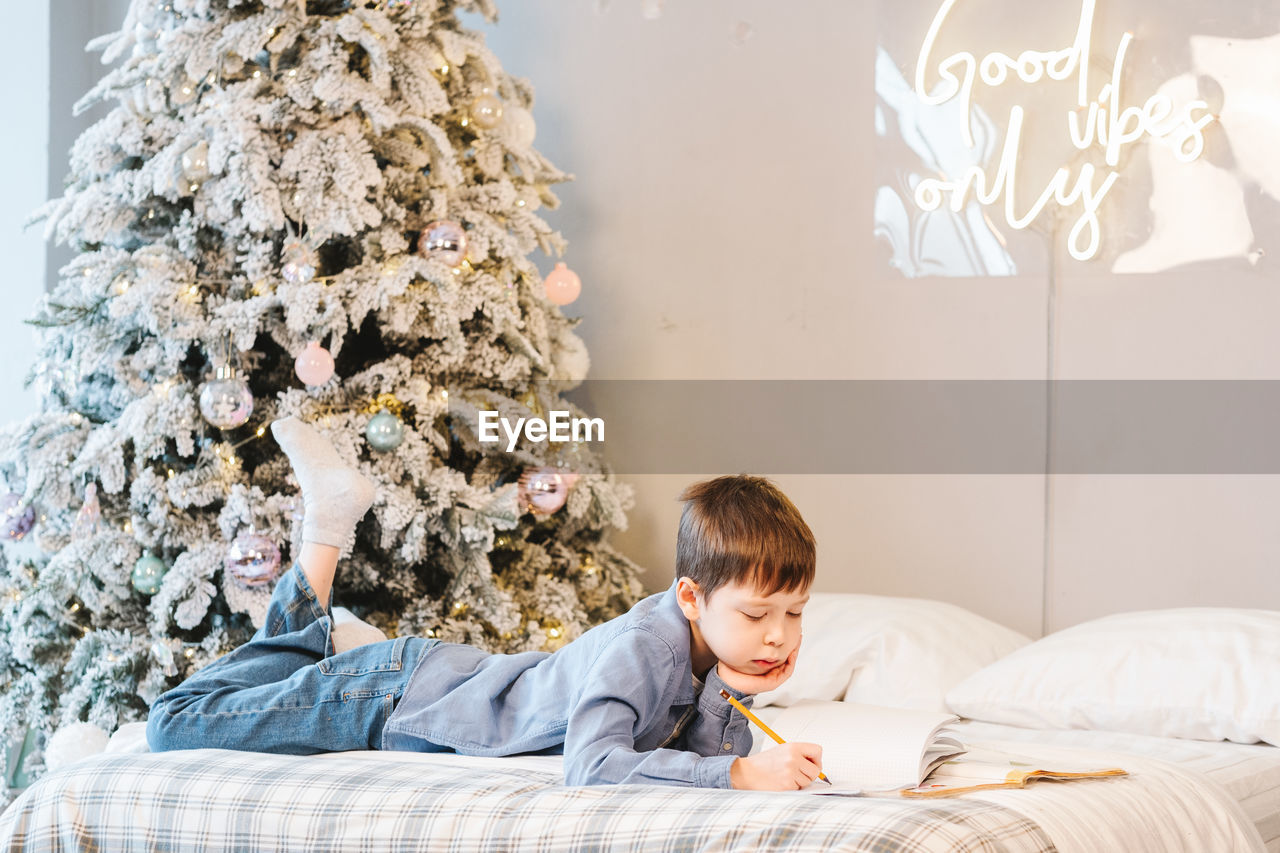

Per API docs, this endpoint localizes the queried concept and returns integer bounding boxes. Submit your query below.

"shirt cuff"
[694,753,740,788]
[699,665,754,720]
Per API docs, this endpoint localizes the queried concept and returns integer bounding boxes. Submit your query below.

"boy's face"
[676,577,809,677]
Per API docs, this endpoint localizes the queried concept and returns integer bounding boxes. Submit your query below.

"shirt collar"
[652,578,697,704]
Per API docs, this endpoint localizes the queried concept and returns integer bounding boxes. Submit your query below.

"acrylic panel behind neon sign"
[874,0,1280,277]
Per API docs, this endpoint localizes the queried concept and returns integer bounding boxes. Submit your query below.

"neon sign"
[911,0,1216,261]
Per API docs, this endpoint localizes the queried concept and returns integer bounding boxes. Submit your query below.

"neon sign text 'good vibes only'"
[911,0,1216,260]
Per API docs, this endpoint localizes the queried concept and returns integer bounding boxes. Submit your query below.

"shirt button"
[723,742,733,750]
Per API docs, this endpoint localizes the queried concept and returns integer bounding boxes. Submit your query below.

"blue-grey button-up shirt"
[380,579,756,788]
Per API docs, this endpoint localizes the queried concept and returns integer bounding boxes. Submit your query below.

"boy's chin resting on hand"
[714,641,800,696]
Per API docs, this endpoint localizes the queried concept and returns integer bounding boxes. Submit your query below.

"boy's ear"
[675,576,702,620]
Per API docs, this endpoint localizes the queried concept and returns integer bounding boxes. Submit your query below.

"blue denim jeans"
[146,562,434,754]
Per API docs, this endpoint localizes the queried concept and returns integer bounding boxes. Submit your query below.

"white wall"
[1,2,51,424]
[1,0,131,428]
[476,0,1280,636]
[46,0,134,290]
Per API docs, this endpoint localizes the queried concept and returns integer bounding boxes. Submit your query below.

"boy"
[147,418,823,790]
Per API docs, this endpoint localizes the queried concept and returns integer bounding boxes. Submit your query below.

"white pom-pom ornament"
[45,721,111,772]
[553,328,591,385]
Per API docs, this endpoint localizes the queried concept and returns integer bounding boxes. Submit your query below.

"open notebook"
[766,700,964,794]
[762,701,1128,797]
[900,745,1128,797]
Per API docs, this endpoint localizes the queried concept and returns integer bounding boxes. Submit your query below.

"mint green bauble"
[132,553,167,595]
[366,410,405,452]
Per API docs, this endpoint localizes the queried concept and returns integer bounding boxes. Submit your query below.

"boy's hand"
[715,636,801,695]
[730,743,824,790]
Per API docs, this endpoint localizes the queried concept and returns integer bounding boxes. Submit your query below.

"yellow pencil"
[719,688,832,785]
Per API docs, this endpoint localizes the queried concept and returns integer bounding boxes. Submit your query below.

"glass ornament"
[181,140,210,181]
[0,493,35,541]
[72,483,101,541]
[518,467,570,515]
[225,531,282,588]
[470,92,504,129]
[151,641,178,676]
[171,77,199,105]
[366,410,405,452]
[500,105,536,149]
[416,220,467,267]
[294,341,335,386]
[132,553,167,595]
[281,240,318,284]
[199,365,254,430]
[543,262,582,306]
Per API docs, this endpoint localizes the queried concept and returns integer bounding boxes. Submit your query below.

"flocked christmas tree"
[0,0,642,789]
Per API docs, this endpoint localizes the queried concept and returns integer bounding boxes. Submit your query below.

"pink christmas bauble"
[518,467,570,515]
[294,341,335,386]
[417,220,467,267]
[543,263,581,306]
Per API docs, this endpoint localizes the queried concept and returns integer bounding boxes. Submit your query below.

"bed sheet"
[0,747,1053,853]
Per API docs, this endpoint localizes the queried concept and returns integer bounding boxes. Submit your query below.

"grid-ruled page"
[771,700,961,792]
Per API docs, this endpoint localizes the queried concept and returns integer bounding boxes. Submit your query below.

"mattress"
[2,718,1275,852]
[954,720,1280,853]
[0,747,1059,853]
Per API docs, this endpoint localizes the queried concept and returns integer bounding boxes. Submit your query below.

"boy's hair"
[675,475,816,601]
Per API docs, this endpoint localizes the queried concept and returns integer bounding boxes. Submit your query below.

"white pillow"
[754,593,1031,712]
[945,608,1280,746]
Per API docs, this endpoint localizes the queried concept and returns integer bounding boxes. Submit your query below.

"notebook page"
[930,746,1124,783]
[920,736,966,780]
[771,701,960,791]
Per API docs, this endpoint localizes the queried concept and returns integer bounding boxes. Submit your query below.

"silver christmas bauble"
[199,365,254,430]
[225,532,282,588]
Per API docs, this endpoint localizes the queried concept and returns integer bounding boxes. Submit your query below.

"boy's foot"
[271,417,375,547]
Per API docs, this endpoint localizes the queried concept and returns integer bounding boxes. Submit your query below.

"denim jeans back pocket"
[316,636,409,677]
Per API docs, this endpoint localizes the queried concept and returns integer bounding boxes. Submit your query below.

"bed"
[3,595,1277,852]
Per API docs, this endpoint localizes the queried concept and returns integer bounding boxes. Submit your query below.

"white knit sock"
[270,417,375,547]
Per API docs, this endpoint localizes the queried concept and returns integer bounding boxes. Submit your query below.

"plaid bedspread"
[0,749,1054,852]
